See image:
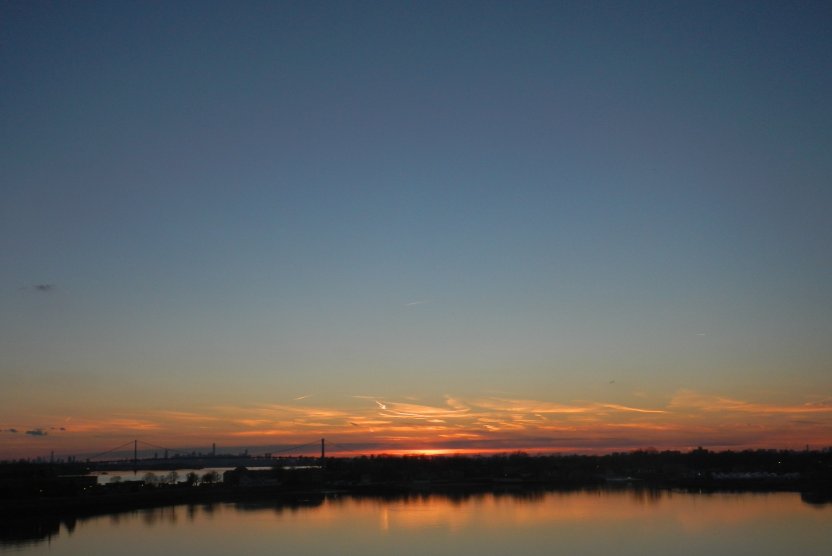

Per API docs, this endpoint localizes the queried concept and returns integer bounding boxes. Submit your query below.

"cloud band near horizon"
[3,391,831,459]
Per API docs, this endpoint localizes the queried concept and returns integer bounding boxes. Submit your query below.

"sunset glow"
[2,390,831,459]
[2,1,831,462]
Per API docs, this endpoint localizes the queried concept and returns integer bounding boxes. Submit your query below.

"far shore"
[2,449,831,520]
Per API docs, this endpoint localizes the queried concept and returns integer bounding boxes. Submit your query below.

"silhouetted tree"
[201,470,220,485]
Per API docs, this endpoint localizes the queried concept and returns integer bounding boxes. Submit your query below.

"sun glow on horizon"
[3,390,831,460]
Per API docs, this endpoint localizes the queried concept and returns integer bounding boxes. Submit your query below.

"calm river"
[3,489,831,555]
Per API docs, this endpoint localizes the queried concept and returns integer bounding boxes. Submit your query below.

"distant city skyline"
[2,0,831,459]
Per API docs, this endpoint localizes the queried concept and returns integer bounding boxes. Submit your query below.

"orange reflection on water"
[78,491,817,533]
[314,489,830,535]
[23,490,832,556]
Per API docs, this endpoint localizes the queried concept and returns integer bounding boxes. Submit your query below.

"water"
[3,489,831,555]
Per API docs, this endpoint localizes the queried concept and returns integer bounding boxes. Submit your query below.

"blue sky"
[2,1,831,457]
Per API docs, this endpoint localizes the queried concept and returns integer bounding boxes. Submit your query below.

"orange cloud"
[4,390,831,460]
[669,390,832,415]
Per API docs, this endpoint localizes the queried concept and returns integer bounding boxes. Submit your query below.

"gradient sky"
[2,0,831,459]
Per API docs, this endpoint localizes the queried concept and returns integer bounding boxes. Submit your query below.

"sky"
[2,0,831,460]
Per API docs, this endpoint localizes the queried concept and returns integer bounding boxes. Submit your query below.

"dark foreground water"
[3,489,831,555]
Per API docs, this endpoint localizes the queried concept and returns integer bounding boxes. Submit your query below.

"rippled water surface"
[3,490,831,555]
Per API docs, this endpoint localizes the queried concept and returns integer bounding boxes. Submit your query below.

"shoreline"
[2,477,831,519]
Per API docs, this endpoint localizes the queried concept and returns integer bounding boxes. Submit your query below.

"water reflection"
[2,488,831,554]
[235,494,326,515]
[801,490,832,507]
[0,517,61,547]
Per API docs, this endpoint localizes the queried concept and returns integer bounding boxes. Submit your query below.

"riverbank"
[3,449,832,519]
[3,478,832,521]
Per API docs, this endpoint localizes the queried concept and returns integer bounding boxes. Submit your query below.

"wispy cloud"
[600,403,666,414]
[53,417,162,434]
[473,398,592,415]
[669,390,832,415]
[377,400,471,421]
[17,390,828,457]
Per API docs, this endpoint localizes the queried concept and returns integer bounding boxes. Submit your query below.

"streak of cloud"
[669,390,832,414]
[600,404,666,414]
[17,390,829,457]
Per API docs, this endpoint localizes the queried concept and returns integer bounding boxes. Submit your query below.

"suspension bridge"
[55,438,363,469]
